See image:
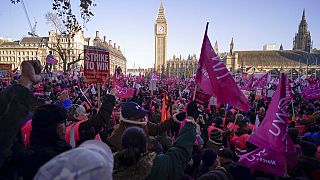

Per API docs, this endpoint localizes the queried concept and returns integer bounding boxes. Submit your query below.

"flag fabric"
[302,80,320,100]
[240,74,296,176]
[252,114,260,134]
[115,85,134,99]
[161,93,168,121]
[112,66,118,88]
[195,23,251,112]
[168,79,177,93]
[248,73,295,152]
[242,74,255,90]
[46,54,58,65]
[239,147,287,177]
[252,72,269,90]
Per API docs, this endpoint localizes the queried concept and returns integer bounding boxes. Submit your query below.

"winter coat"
[18,137,72,180]
[0,84,44,169]
[67,95,115,147]
[295,155,320,180]
[113,152,156,180]
[107,117,176,152]
[197,168,230,180]
[113,122,196,180]
[147,122,196,180]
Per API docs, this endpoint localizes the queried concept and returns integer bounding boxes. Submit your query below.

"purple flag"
[252,72,269,89]
[302,81,320,100]
[249,73,296,153]
[46,54,58,65]
[239,148,286,177]
[195,23,251,112]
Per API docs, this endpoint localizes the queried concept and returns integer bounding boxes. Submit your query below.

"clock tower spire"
[154,1,168,76]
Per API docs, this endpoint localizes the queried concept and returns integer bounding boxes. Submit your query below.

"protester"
[18,104,72,179]
[107,101,178,152]
[34,140,114,180]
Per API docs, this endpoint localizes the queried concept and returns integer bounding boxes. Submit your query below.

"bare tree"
[10,0,95,34]
[45,12,75,72]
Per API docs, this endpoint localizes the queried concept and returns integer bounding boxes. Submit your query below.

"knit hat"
[218,148,233,160]
[201,148,217,167]
[187,101,201,119]
[210,129,222,141]
[121,127,147,154]
[34,140,114,180]
[32,104,67,133]
[62,99,73,110]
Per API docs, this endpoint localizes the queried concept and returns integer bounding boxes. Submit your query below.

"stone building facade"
[0,37,48,69]
[166,55,198,78]
[0,31,127,72]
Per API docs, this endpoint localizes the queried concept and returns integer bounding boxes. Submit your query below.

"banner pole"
[193,85,197,101]
[97,83,101,109]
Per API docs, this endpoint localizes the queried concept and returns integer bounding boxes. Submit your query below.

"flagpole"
[193,85,197,101]
[97,83,101,109]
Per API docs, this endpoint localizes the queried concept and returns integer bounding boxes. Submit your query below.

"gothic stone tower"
[293,9,312,52]
[154,2,168,75]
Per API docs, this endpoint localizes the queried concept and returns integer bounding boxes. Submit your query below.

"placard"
[84,46,110,83]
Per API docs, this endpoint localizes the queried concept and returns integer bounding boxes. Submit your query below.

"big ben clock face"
[158,26,164,33]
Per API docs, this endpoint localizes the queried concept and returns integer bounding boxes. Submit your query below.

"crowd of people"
[0,60,319,180]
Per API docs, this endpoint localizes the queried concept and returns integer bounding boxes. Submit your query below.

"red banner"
[195,88,211,106]
[84,46,110,83]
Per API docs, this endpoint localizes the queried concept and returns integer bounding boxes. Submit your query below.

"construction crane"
[21,0,38,36]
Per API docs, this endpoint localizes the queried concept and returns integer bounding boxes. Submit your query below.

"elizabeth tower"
[154,2,168,75]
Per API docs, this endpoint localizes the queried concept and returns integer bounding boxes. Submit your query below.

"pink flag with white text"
[248,73,295,153]
[195,23,251,112]
[252,72,269,90]
[239,148,286,177]
[115,85,134,99]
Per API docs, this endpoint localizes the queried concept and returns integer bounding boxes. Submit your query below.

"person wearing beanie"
[218,148,253,180]
[107,101,180,152]
[114,113,196,180]
[295,141,320,179]
[18,104,72,180]
[64,89,116,148]
[206,130,223,151]
[34,140,114,180]
[194,148,229,180]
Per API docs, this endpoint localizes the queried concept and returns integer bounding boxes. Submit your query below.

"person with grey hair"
[34,140,114,180]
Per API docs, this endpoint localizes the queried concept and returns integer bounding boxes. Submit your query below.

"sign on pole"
[84,45,110,83]
[0,64,12,81]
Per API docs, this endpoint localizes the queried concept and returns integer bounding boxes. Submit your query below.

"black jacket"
[75,94,116,146]
[0,84,44,168]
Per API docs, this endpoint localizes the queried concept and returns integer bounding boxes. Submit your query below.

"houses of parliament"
[154,2,320,78]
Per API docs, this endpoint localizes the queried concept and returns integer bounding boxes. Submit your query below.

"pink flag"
[46,54,58,65]
[249,73,296,153]
[115,85,134,99]
[242,74,254,90]
[302,80,320,99]
[195,23,251,112]
[239,148,286,177]
[252,72,269,89]
[168,79,177,93]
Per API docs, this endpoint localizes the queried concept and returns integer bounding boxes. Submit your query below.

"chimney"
[118,46,121,51]
[103,36,106,42]
[95,31,99,38]
[109,40,112,46]
[114,43,116,49]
